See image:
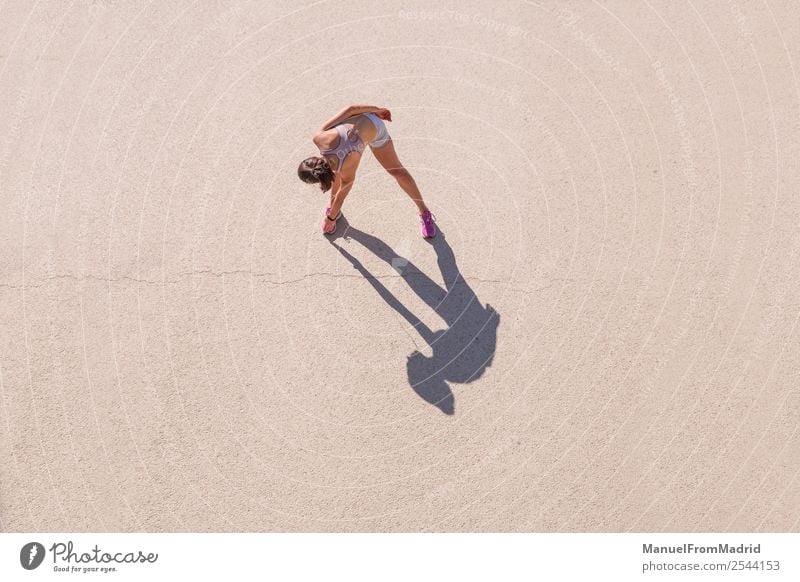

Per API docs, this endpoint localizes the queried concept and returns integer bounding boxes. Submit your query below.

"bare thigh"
[370,139,427,210]
[370,139,404,172]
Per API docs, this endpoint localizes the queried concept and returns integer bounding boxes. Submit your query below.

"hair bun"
[298,157,333,193]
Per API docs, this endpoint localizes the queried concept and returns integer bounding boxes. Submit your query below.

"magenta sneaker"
[420,210,437,238]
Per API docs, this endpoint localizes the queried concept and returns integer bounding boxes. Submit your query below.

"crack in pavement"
[0,271,573,296]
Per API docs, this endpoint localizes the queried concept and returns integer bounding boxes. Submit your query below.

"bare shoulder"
[313,128,339,148]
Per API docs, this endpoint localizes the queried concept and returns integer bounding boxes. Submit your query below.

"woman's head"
[298,156,334,192]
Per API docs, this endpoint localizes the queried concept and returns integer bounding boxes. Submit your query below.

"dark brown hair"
[297,156,334,192]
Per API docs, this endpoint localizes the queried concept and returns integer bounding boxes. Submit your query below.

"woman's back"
[316,115,378,147]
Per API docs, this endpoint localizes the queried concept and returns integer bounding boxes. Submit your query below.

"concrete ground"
[1,0,799,532]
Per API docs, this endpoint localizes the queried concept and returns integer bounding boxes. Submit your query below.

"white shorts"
[364,112,391,148]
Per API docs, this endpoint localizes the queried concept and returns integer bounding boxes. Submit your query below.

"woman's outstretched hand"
[322,213,337,234]
[376,108,392,122]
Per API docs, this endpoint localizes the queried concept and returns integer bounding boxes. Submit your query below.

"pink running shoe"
[420,210,437,238]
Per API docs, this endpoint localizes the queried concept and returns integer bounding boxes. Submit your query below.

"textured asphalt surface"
[1,0,799,531]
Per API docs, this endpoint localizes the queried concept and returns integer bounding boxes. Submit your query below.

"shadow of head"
[407,348,456,415]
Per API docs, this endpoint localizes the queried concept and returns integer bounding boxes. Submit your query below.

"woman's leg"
[370,140,429,213]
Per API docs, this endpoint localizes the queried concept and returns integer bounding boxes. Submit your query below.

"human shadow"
[329,217,500,414]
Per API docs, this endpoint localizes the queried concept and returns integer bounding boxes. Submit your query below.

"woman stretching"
[297,104,436,237]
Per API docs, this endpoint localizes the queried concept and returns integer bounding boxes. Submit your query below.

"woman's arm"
[319,104,386,131]
[322,179,353,233]
[328,155,358,217]
[328,178,354,218]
